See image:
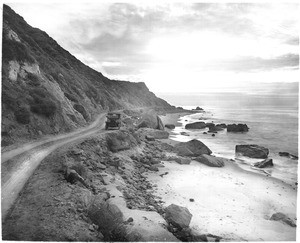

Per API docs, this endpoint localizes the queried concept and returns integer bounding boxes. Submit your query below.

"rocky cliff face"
[1,5,173,146]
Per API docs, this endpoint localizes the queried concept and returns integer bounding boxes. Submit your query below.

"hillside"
[1,4,173,146]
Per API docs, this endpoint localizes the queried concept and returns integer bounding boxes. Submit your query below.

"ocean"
[161,92,299,185]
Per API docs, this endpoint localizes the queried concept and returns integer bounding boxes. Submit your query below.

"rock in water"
[270,212,296,227]
[235,144,269,159]
[165,124,175,129]
[194,154,225,167]
[185,122,206,129]
[175,139,212,157]
[227,124,249,132]
[165,204,192,229]
[279,152,298,160]
[254,158,273,168]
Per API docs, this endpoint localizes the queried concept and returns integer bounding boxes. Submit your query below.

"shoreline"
[155,111,297,241]
[162,110,298,187]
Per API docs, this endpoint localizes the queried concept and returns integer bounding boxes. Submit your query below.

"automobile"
[105,112,121,130]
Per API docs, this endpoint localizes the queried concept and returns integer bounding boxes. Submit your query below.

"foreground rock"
[88,196,124,239]
[254,158,273,168]
[106,131,138,152]
[165,204,192,229]
[194,154,225,167]
[236,144,269,159]
[270,212,296,227]
[175,139,212,157]
[227,124,249,132]
[185,122,206,129]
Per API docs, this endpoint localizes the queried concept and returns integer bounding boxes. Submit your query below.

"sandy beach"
[152,112,297,241]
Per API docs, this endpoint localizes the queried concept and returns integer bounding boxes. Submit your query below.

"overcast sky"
[7,2,299,94]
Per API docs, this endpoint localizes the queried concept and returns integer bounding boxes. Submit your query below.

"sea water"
[166,93,298,185]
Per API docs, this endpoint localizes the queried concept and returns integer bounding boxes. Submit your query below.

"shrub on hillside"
[2,39,35,63]
[29,87,57,117]
[14,107,30,124]
[30,99,57,117]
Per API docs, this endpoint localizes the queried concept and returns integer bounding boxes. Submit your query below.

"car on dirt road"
[105,112,121,130]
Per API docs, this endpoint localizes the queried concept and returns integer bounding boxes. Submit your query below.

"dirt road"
[1,113,108,220]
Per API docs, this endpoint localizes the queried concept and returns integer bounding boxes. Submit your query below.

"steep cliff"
[1,5,173,146]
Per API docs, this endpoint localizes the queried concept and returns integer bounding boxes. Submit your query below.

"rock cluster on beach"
[184,121,249,133]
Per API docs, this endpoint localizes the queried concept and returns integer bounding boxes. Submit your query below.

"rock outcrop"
[254,158,273,168]
[175,139,212,157]
[185,122,206,129]
[236,144,269,159]
[1,5,173,146]
[165,204,192,229]
[194,154,225,167]
[227,124,249,132]
[270,212,296,227]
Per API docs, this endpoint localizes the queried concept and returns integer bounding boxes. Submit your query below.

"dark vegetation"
[29,87,57,117]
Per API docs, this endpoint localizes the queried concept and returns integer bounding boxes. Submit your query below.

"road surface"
[1,113,108,220]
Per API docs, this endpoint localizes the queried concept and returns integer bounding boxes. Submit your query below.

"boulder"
[176,146,194,157]
[208,124,225,133]
[270,212,296,227]
[185,122,206,129]
[279,152,298,160]
[194,154,225,167]
[254,158,273,168]
[106,131,138,152]
[194,106,203,111]
[137,111,164,130]
[174,156,192,165]
[227,124,249,132]
[165,124,175,129]
[138,128,169,140]
[180,132,189,136]
[205,123,214,128]
[149,165,159,172]
[217,123,227,129]
[165,204,192,229]
[88,197,124,238]
[236,144,269,159]
[175,139,212,157]
[146,135,155,141]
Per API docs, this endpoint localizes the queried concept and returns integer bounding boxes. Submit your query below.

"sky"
[6,2,300,94]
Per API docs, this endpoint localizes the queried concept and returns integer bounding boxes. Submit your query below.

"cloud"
[7,2,300,93]
[212,54,299,72]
